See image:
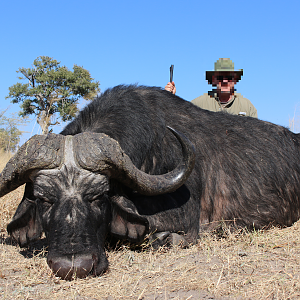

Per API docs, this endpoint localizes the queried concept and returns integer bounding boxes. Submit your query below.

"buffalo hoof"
[47,254,108,280]
[148,232,189,249]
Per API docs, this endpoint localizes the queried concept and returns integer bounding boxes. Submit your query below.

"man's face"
[211,72,237,94]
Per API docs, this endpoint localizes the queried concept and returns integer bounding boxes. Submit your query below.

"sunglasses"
[216,75,235,81]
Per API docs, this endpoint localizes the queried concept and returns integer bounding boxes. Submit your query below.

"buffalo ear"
[7,183,42,247]
[110,195,149,242]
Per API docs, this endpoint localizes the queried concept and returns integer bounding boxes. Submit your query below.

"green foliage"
[0,110,26,152]
[6,56,100,134]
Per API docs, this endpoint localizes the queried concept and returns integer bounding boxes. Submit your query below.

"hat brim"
[206,70,243,84]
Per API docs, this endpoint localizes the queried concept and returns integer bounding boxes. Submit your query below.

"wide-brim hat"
[206,58,243,84]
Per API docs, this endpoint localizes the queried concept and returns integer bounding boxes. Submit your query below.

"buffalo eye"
[38,197,53,204]
[84,192,107,203]
[87,193,109,210]
[35,195,54,210]
[37,197,53,209]
[34,188,55,205]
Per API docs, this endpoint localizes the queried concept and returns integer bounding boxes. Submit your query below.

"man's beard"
[218,87,234,94]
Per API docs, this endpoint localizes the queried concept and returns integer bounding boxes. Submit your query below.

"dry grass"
[1,152,300,299]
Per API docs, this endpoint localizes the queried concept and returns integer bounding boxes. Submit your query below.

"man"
[165,58,257,118]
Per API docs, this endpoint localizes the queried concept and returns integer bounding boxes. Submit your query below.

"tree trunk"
[38,110,51,135]
[6,135,11,153]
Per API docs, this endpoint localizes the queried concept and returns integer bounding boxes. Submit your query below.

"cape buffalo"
[1,85,300,280]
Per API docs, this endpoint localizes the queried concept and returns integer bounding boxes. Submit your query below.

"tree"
[0,109,7,126]
[6,56,100,134]
[289,104,300,133]
[0,110,26,152]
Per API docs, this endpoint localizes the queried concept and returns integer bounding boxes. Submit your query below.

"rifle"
[170,65,174,83]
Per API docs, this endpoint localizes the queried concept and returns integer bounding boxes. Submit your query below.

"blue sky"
[0,0,299,144]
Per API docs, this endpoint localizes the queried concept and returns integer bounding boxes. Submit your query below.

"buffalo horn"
[0,134,64,198]
[74,127,195,196]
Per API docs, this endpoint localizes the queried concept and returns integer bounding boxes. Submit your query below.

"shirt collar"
[208,89,236,108]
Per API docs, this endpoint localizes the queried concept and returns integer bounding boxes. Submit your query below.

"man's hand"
[165,82,176,94]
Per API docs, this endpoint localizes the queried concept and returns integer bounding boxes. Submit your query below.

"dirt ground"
[1,153,300,299]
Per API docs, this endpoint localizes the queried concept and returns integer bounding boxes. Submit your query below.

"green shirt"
[191,90,258,118]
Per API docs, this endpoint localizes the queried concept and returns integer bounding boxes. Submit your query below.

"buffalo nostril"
[72,256,94,278]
